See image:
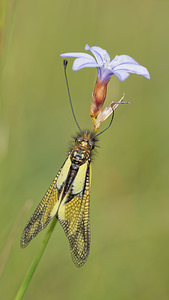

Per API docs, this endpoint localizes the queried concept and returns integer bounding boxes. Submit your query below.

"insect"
[20,60,116,267]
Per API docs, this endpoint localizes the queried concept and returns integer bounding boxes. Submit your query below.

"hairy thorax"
[70,144,91,166]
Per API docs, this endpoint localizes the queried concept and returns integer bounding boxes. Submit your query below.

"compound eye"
[75,137,82,143]
[78,137,82,142]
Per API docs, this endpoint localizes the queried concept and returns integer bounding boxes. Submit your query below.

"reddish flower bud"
[90,78,109,120]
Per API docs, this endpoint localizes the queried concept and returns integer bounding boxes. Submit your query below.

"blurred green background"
[0,0,169,299]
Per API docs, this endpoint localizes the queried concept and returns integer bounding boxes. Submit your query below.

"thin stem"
[15,218,57,300]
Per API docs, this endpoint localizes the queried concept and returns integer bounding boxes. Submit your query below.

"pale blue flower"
[60,44,150,82]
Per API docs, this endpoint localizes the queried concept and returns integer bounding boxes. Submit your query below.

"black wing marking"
[20,156,72,248]
[58,162,91,267]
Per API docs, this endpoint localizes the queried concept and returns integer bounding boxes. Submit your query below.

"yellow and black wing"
[20,153,92,267]
[58,161,91,267]
[20,155,72,248]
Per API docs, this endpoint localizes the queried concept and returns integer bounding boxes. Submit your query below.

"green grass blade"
[15,218,57,300]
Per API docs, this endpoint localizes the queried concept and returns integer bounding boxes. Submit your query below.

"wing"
[20,156,72,248]
[58,161,91,267]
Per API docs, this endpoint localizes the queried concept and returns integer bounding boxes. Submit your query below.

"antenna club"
[63,60,68,68]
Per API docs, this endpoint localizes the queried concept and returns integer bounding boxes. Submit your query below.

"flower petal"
[97,68,113,82]
[85,44,110,65]
[72,57,99,71]
[60,52,94,60]
[110,55,139,68]
[113,63,150,79]
[113,71,130,81]
[110,55,150,80]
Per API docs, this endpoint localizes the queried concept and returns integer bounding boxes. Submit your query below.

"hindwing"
[58,162,91,267]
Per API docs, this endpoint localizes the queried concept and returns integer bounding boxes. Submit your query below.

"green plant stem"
[15,218,57,300]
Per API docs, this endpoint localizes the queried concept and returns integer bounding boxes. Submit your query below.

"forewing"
[58,162,91,267]
[20,156,71,248]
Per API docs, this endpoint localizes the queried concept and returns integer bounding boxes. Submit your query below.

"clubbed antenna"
[63,60,83,134]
